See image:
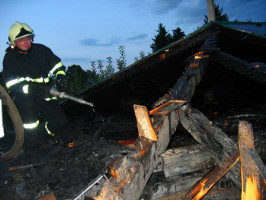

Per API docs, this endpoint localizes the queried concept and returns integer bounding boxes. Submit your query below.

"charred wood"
[238,120,264,199]
[213,51,266,84]
[184,150,239,200]
[180,105,241,188]
[88,108,180,200]
[140,171,240,200]
[152,35,220,108]
[155,144,215,177]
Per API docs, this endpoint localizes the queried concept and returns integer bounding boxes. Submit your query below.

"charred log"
[155,144,215,178]
[180,105,241,187]
[213,51,266,84]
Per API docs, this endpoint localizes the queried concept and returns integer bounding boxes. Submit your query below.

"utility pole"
[207,0,216,22]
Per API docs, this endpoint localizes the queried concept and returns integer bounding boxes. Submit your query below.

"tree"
[204,4,229,24]
[0,71,4,87]
[134,51,146,62]
[105,57,115,77]
[66,65,88,94]
[116,45,127,71]
[150,23,172,52]
[170,27,185,42]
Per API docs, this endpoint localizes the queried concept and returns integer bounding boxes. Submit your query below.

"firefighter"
[3,21,69,148]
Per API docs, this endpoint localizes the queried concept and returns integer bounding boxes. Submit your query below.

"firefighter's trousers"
[13,93,68,147]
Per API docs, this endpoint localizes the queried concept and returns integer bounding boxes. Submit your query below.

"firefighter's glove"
[29,85,51,99]
[56,75,69,93]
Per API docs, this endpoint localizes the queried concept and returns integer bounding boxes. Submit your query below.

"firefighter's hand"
[56,75,69,93]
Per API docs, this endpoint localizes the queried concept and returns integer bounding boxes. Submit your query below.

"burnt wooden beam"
[180,105,241,188]
[184,150,239,200]
[238,120,264,199]
[155,144,215,177]
[213,51,266,84]
[88,106,180,200]
[152,34,219,109]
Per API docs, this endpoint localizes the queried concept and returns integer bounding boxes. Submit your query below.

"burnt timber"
[63,21,266,199]
[1,21,266,199]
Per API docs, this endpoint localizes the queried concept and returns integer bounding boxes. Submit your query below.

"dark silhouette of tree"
[116,45,127,71]
[134,51,146,62]
[150,23,172,52]
[171,27,185,42]
[88,61,101,84]
[0,71,4,87]
[66,65,88,94]
[105,57,115,77]
[204,4,229,24]
[150,23,186,52]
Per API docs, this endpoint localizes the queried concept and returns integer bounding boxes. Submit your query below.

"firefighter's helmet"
[8,22,34,46]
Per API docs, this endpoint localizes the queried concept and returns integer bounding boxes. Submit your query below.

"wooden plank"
[149,100,186,115]
[180,105,241,188]
[184,150,239,200]
[238,120,263,200]
[134,104,158,141]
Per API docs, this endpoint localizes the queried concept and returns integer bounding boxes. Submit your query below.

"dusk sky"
[1,0,266,71]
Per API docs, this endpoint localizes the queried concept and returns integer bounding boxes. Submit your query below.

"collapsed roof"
[62,21,266,117]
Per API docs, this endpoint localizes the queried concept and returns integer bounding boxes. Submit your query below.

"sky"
[1,0,266,71]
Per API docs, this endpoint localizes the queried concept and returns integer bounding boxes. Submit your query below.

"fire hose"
[50,88,94,107]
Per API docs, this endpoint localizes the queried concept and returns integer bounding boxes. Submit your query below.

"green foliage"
[66,65,88,94]
[150,23,172,52]
[87,45,126,86]
[88,61,101,84]
[171,27,185,42]
[204,4,229,24]
[116,45,127,71]
[134,51,146,62]
[105,57,115,77]
[150,23,186,52]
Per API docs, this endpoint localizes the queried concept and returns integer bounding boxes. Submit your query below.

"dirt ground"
[0,116,135,200]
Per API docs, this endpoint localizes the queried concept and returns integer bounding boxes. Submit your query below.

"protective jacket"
[3,43,68,141]
[4,43,66,100]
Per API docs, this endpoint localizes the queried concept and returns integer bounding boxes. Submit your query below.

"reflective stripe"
[45,122,55,136]
[55,70,66,77]
[6,79,19,88]
[24,120,39,129]
[22,84,29,94]
[5,61,64,90]
[6,76,49,89]
[45,96,58,101]
[48,62,63,77]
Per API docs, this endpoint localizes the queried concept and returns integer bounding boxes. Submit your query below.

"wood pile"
[66,33,266,200]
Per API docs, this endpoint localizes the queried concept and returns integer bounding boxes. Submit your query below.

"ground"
[0,117,134,200]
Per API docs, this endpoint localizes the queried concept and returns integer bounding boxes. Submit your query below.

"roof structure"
[63,21,266,117]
